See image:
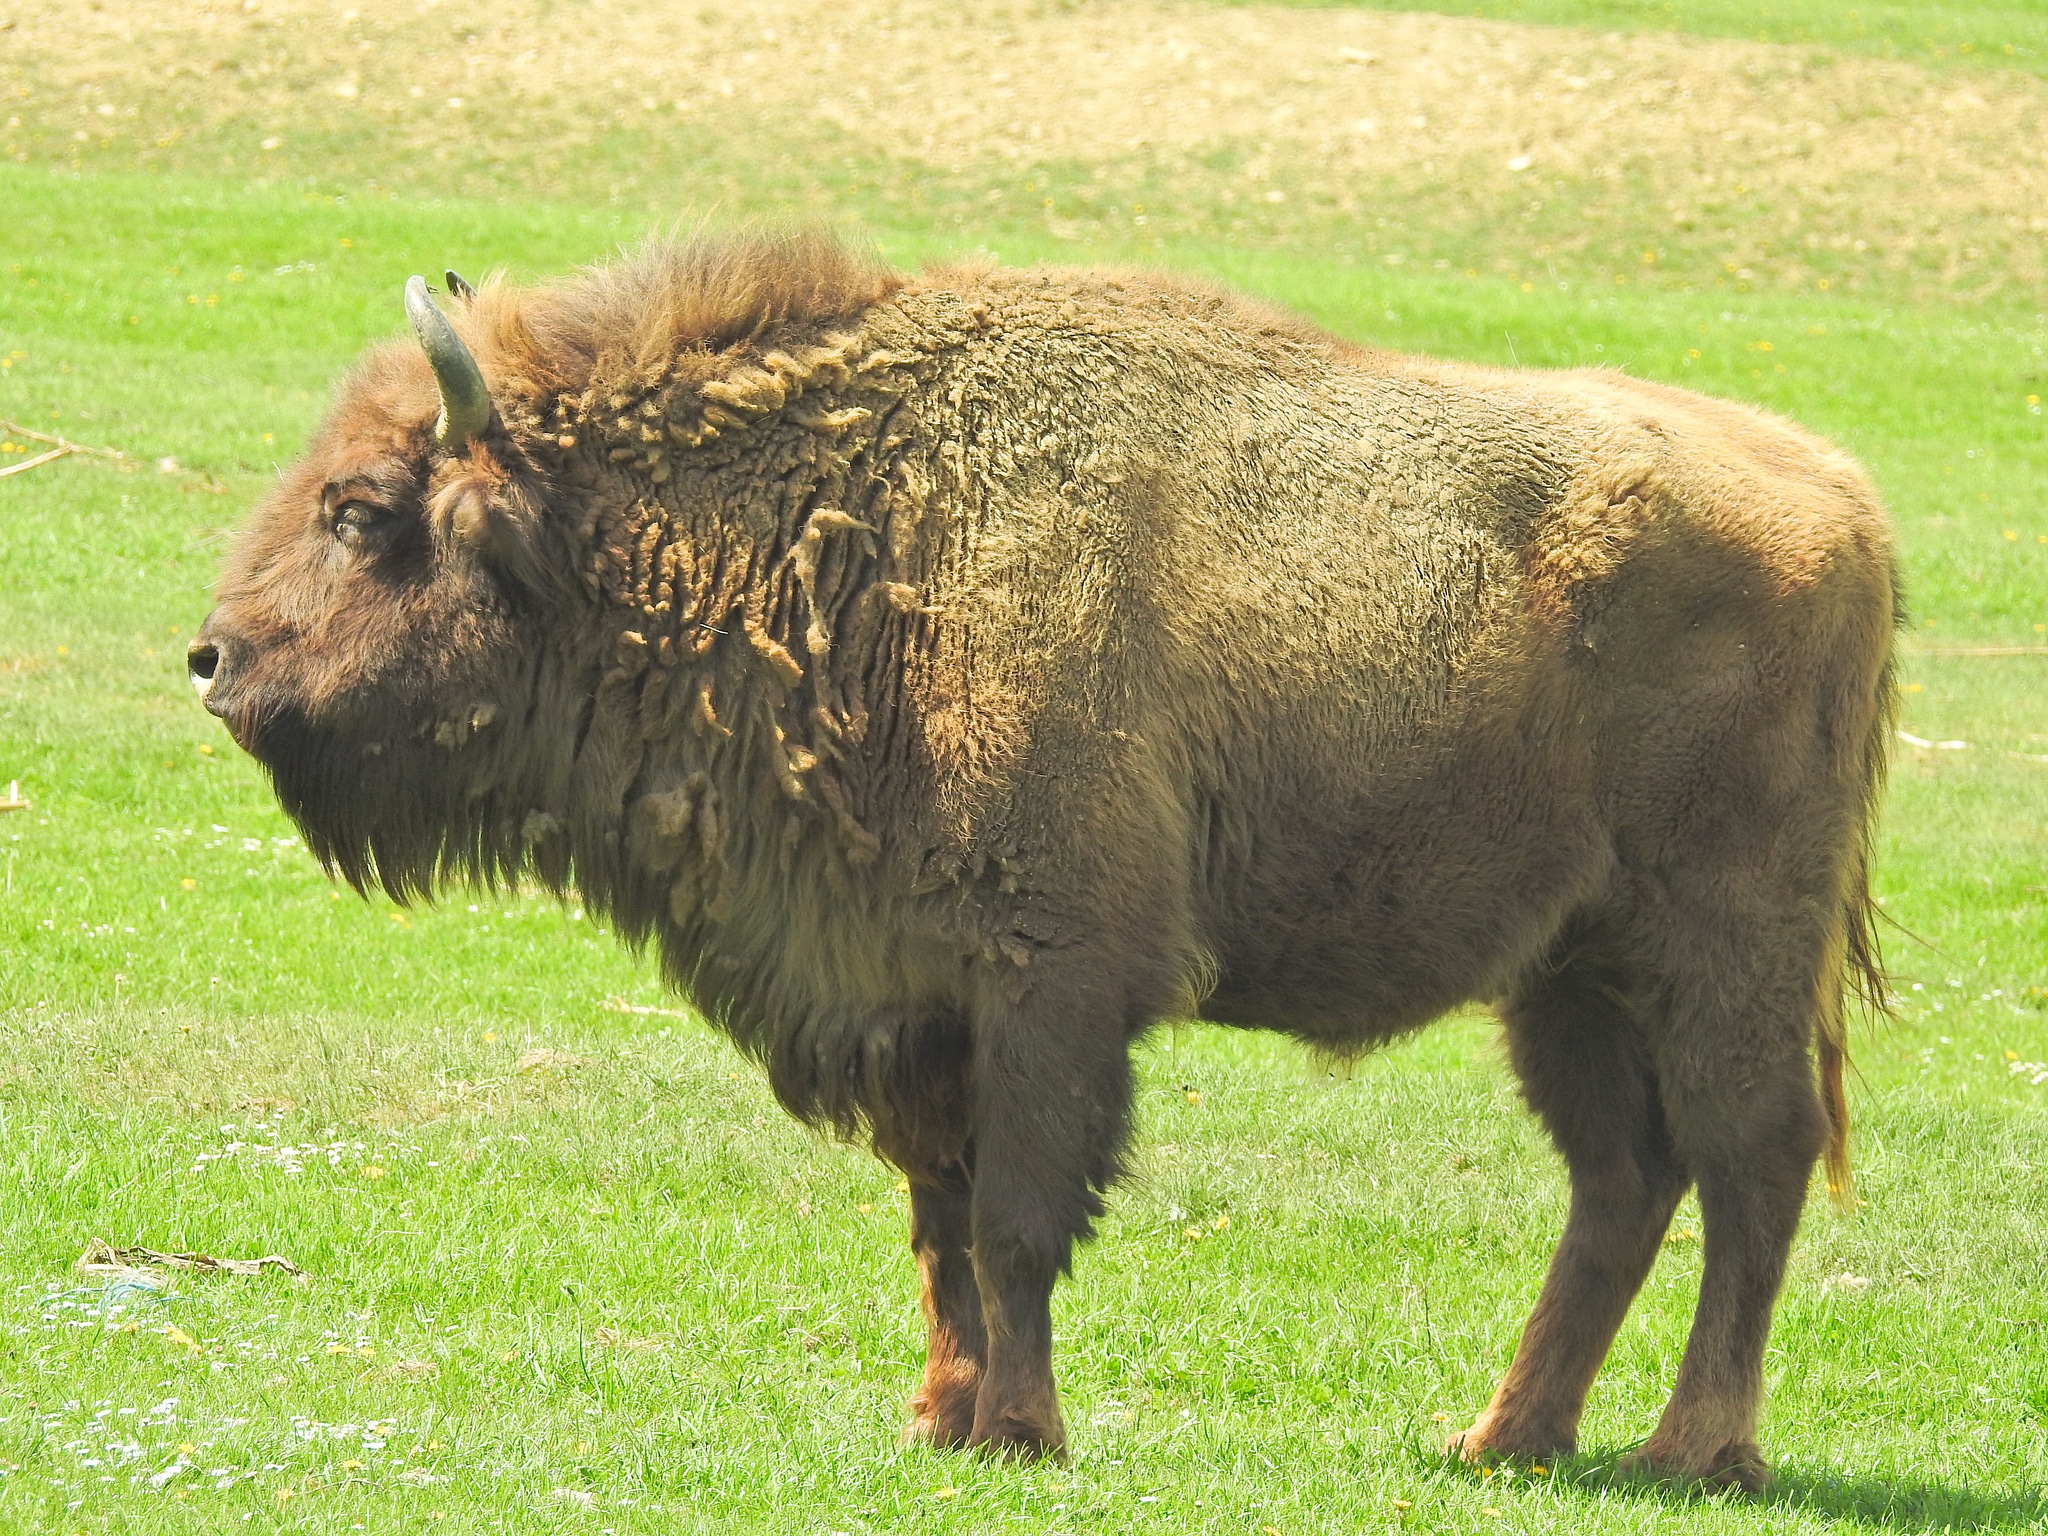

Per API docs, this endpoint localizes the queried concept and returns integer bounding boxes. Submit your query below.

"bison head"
[190,275,578,899]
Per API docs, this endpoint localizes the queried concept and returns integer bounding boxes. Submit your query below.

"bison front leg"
[904,1172,986,1449]
[964,989,1134,1461]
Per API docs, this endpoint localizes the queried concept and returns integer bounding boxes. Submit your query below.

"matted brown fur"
[195,230,1897,1484]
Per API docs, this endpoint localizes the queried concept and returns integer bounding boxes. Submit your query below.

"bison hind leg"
[1451,937,1687,1465]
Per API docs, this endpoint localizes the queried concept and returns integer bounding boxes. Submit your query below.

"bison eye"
[332,499,398,552]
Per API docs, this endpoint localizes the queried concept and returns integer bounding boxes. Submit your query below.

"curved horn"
[403,275,491,448]
[444,269,477,302]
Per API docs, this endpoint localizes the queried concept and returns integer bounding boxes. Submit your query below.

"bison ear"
[431,474,543,579]
[445,482,496,549]
[403,275,493,450]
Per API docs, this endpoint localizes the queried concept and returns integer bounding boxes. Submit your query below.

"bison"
[191,231,1896,1486]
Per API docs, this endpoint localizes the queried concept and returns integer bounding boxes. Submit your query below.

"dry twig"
[78,1238,305,1279]
[603,996,691,1020]
[0,419,138,478]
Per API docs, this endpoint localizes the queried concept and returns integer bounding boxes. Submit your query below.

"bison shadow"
[1541,1453,2048,1531]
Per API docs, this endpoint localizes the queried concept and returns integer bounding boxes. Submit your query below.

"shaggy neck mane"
[464,232,939,960]
[464,227,904,403]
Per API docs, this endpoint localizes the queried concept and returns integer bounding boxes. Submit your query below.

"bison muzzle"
[193,231,1897,1486]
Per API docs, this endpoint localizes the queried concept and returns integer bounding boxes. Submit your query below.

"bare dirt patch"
[5,0,2047,298]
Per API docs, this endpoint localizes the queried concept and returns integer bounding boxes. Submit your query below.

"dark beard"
[247,701,533,903]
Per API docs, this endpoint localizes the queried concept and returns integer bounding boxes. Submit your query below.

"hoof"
[902,1413,973,1451]
[1616,1439,1769,1494]
[967,1417,1067,1464]
[1446,1409,1573,1465]
[903,1393,977,1451]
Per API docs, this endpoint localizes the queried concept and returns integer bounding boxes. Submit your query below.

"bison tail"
[1821,617,1900,1211]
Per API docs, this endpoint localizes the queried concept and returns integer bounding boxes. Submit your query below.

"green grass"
[3,125,2046,1536]
[1253,0,2048,75]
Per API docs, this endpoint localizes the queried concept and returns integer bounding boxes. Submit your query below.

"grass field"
[1260,0,2048,71]
[3,2,2046,1532]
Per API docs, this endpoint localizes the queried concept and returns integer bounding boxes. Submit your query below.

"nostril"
[187,640,221,696]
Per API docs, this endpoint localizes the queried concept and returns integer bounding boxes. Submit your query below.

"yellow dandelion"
[1212,1213,1230,1231]
[180,878,196,890]
[1184,1088,1202,1106]
[177,1442,197,1455]
[342,1458,364,1470]
[934,1487,959,1500]
[360,1164,386,1179]
[162,1324,200,1353]
[857,1202,872,1213]
[1392,1499,1413,1510]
